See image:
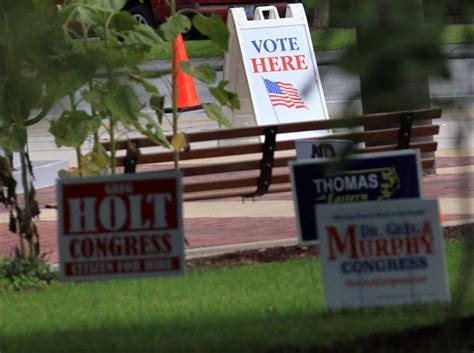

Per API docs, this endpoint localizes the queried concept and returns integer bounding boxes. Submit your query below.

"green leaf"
[8,124,27,151]
[82,85,104,110]
[0,80,5,119]
[95,0,127,12]
[91,151,110,170]
[58,4,77,23]
[49,111,101,149]
[58,169,71,179]
[192,14,229,51]
[139,70,169,79]
[209,81,240,110]
[161,14,191,41]
[16,78,43,115]
[203,103,232,128]
[88,146,110,175]
[45,55,97,104]
[127,24,166,48]
[134,117,170,149]
[149,94,165,124]
[103,82,142,123]
[110,12,137,32]
[180,62,217,84]
[66,5,102,26]
[129,74,159,94]
[92,45,145,70]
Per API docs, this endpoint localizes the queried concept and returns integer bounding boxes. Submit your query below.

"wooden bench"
[101,108,441,201]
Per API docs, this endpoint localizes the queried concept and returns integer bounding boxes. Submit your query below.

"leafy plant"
[0,256,57,291]
[51,0,238,173]
[49,0,166,175]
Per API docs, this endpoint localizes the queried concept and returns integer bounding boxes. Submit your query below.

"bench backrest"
[101,108,441,201]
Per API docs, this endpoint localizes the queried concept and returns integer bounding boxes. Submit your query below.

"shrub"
[0,257,57,291]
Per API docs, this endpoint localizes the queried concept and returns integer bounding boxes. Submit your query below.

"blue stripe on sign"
[264,79,283,94]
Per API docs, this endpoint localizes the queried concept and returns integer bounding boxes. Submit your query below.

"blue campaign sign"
[289,150,423,243]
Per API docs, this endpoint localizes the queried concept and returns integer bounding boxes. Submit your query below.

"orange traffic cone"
[175,34,201,110]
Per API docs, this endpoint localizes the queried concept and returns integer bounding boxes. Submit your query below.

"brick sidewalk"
[1,157,472,263]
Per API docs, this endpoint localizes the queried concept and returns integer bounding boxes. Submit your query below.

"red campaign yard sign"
[57,172,185,281]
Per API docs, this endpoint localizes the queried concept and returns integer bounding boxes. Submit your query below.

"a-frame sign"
[223,4,329,140]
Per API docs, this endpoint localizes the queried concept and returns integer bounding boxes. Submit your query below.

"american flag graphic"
[263,78,308,109]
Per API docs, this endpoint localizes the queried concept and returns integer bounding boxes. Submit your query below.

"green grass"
[0,239,472,353]
[147,24,474,60]
[441,24,474,44]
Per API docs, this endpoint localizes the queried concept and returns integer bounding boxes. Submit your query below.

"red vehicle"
[123,0,297,27]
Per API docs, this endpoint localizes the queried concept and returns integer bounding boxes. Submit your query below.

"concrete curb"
[186,238,299,259]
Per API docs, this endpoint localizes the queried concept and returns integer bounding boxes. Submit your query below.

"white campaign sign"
[316,199,450,309]
[223,4,329,140]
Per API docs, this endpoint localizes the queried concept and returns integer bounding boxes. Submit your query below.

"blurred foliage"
[334,0,473,316]
[0,0,83,150]
[0,0,80,259]
[339,0,451,113]
[303,0,474,28]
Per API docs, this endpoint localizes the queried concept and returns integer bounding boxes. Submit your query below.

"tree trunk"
[312,0,330,29]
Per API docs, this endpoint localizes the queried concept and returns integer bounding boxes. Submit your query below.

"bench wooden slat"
[119,142,270,166]
[184,173,290,193]
[184,109,441,143]
[183,157,434,195]
[151,141,437,177]
[317,124,439,143]
[178,156,294,177]
[184,184,293,201]
[422,158,435,170]
[116,124,439,166]
[182,154,436,201]
[103,108,442,151]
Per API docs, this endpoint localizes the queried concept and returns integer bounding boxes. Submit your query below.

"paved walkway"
[0,152,473,263]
